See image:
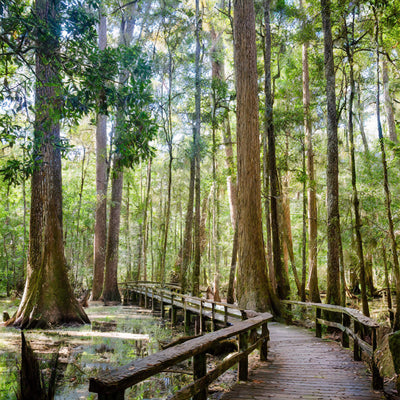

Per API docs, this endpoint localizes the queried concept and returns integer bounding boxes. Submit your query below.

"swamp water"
[0,299,191,399]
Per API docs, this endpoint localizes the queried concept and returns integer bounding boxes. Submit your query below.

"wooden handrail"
[89,312,272,399]
[282,300,383,390]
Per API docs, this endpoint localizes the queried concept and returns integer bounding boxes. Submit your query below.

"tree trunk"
[264,0,290,300]
[141,159,152,281]
[345,12,369,316]
[101,10,135,302]
[356,82,370,155]
[102,161,123,302]
[227,222,238,304]
[92,9,108,301]
[234,0,280,314]
[382,57,397,143]
[382,245,392,310]
[302,27,320,303]
[374,10,400,330]
[321,0,341,306]
[192,0,202,297]
[301,137,307,302]
[10,0,89,328]
[180,152,195,293]
[282,136,301,296]
[263,133,275,291]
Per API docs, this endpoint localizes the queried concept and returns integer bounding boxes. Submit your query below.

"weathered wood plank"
[221,323,385,400]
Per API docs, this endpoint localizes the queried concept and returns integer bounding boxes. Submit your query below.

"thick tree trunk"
[101,8,135,302]
[10,0,89,328]
[92,9,108,301]
[234,0,279,314]
[102,161,123,302]
[264,0,290,300]
[321,0,341,306]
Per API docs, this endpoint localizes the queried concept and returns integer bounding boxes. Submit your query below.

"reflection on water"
[0,301,189,400]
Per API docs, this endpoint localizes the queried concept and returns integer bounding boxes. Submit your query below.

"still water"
[0,300,190,399]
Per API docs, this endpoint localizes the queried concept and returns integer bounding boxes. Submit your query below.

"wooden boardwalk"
[221,322,385,400]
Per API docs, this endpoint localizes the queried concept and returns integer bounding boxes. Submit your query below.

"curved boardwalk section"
[222,322,385,400]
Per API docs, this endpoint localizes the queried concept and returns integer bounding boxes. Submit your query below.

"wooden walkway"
[221,322,385,400]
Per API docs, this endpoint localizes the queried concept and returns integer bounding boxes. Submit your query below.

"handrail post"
[315,307,322,338]
[193,352,207,400]
[342,312,350,348]
[184,298,190,334]
[171,294,177,325]
[353,320,361,361]
[238,332,249,381]
[161,291,165,319]
[260,322,269,361]
[224,305,228,326]
[211,302,216,331]
[199,300,204,334]
[371,327,384,390]
[144,287,148,309]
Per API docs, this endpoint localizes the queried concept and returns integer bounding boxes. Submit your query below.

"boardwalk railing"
[89,311,272,400]
[121,281,246,331]
[282,300,383,390]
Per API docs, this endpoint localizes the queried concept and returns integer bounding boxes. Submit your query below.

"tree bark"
[192,0,202,297]
[382,57,397,143]
[92,8,109,301]
[141,159,152,281]
[264,0,290,300]
[181,152,195,293]
[302,28,320,303]
[344,12,369,316]
[160,50,174,286]
[321,0,341,306]
[374,10,400,330]
[102,161,123,302]
[101,8,135,302]
[10,0,89,328]
[234,0,280,314]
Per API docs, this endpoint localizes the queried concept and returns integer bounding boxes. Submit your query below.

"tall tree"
[234,0,279,313]
[321,0,341,306]
[102,8,136,303]
[9,0,89,328]
[373,6,400,330]
[192,0,202,297]
[92,8,108,301]
[301,0,320,303]
[343,7,369,316]
[264,0,290,300]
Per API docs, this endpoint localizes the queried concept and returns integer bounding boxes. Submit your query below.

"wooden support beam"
[315,308,322,338]
[193,353,207,400]
[238,332,248,381]
[260,322,269,361]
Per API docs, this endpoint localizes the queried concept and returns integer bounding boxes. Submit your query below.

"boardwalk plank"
[221,322,385,400]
